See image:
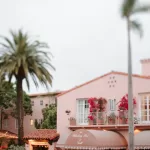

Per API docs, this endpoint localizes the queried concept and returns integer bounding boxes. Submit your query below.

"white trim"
[4,119,8,128]
[76,98,89,125]
[15,119,18,129]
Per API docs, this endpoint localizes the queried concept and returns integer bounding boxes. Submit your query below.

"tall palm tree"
[0,29,55,145]
[120,0,150,149]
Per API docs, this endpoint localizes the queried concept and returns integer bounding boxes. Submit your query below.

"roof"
[57,71,150,97]
[0,130,17,139]
[23,129,59,140]
[29,91,62,97]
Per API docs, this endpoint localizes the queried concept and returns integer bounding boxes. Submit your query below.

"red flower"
[118,94,136,111]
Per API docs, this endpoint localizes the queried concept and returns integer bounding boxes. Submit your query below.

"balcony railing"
[69,111,145,126]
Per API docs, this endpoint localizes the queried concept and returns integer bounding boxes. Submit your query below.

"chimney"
[141,58,150,76]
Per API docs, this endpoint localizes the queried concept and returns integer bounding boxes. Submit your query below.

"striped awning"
[135,130,150,149]
[64,129,127,149]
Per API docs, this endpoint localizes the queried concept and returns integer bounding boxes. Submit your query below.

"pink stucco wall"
[57,70,150,144]
[141,59,150,76]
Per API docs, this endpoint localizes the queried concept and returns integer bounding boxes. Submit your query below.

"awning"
[135,130,150,149]
[64,129,127,149]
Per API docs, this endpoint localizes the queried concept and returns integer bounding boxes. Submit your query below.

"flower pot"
[97,119,104,125]
[119,118,127,124]
[108,120,115,125]
[88,119,93,125]
[70,119,76,126]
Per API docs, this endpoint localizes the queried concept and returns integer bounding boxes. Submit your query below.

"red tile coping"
[57,71,150,97]
[29,91,62,97]
[0,130,17,139]
[23,129,59,140]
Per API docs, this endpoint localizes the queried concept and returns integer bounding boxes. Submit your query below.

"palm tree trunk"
[16,77,24,145]
[127,17,134,150]
[0,108,2,129]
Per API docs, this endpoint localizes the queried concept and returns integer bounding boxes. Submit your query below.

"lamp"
[65,110,71,115]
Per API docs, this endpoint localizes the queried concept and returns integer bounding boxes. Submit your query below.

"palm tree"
[0,29,55,145]
[120,0,150,149]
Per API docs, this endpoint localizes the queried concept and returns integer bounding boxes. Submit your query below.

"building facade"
[1,91,60,135]
[56,59,150,149]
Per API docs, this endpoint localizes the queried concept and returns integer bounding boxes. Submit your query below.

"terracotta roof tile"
[57,71,150,97]
[0,130,17,139]
[23,129,59,140]
[29,91,63,97]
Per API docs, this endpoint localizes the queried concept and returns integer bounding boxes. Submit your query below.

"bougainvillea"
[118,94,136,111]
[88,97,107,120]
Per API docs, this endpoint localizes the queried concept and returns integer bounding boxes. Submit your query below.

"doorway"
[32,145,48,150]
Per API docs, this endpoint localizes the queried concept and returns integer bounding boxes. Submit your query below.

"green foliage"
[0,29,55,89]
[120,0,150,37]
[0,29,54,144]
[34,104,57,129]
[0,77,32,118]
[34,119,42,129]
[8,139,16,147]
[8,145,25,150]
[41,104,57,129]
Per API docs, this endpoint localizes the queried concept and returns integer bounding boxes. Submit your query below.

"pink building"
[56,59,150,150]
[2,91,60,135]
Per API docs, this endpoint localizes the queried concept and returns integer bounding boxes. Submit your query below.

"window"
[141,95,150,122]
[77,99,89,125]
[109,99,116,111]
[31,101,34,106]
[40,100,43,105]
[15,119,18,129]
[4,119,8,128]
[30,119,34,125]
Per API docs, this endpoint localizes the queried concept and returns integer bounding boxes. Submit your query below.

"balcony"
[68,111,150,131]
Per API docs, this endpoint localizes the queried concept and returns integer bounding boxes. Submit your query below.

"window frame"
[4,119,8,128]
[76,98,89,125]
[40,100,43,106]
[109,99,116,111]
[15,119,18,129]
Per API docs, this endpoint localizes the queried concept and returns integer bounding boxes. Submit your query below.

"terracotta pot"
[97,119,105,125]
[108,120,115,125]
[119,118,127,124]
[88,119,93,125]
[70,119,76,126]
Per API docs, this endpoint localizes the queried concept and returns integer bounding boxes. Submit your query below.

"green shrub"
[7,145,25,150]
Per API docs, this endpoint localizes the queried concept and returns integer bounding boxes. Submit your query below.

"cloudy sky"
[0,0,150,94]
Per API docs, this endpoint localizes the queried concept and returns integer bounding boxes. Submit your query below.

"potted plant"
[118,94,136,124]
[69,117,76,126]
[108,112,116,125]
[88,97,107,125]
[134,117,139,124]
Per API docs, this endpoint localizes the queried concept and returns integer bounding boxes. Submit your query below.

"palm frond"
[132,4,150,15]
[130,20,143,38]
[121,0,137,17]
[0,29,55,91]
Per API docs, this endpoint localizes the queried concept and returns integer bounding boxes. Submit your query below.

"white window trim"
[15,119,18,129]
[4,119,8,128]
[109,99,116,111]
[141,95,150,123]
[31,101,34,106]
[40,100,43,105]
[76,98,89,125]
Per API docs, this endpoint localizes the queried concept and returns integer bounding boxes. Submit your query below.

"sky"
[0,0,150,94]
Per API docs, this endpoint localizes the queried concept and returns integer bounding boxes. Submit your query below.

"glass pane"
[141,116,147,121]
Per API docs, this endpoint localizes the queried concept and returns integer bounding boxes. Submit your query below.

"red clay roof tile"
[0,130,17,139]
[23,129,59,140]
